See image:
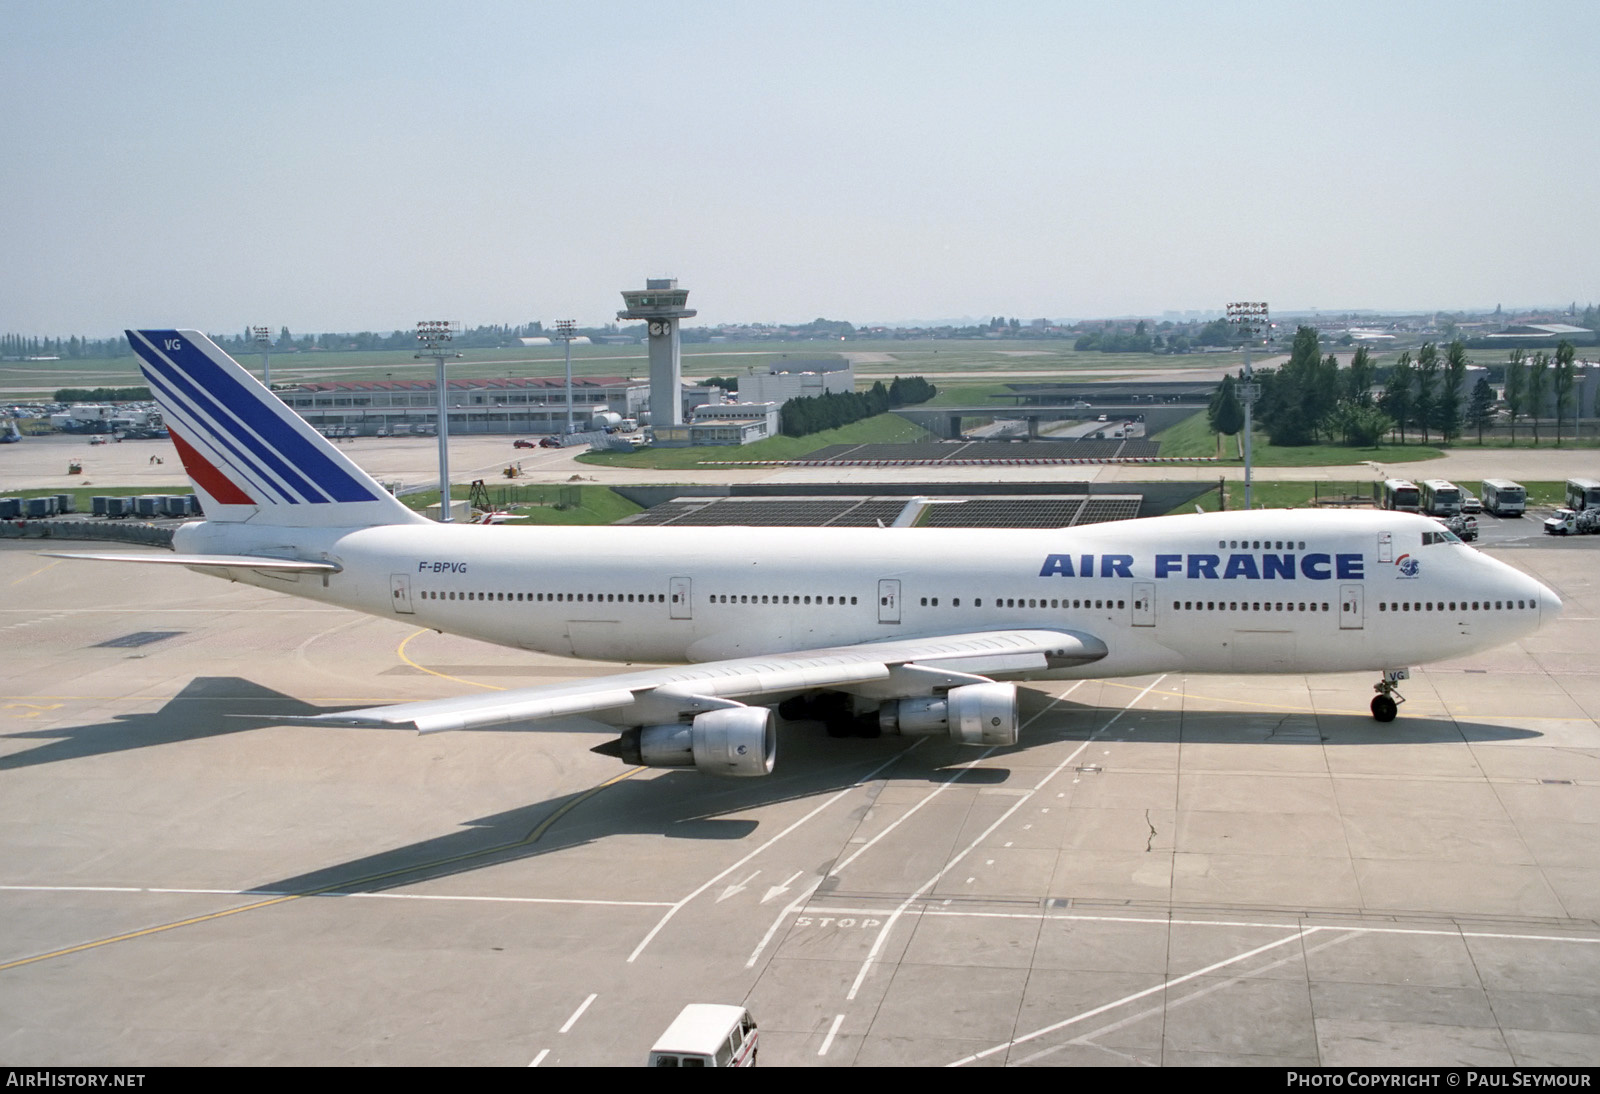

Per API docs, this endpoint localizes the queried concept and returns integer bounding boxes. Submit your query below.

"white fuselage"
[172,507,1556,682]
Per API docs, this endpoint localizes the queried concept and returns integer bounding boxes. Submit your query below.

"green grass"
[575,412,933,469]
[399,484,642,525]
[1151,411,1446,466]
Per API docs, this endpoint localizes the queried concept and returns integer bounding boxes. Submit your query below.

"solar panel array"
[625,494,1147,528]
[921,498,1086,528]
[800,438,1161,462]
[626,501,715,526]
[638,499,865,527]
[1077,497,1144,523]
[826,500,911,527]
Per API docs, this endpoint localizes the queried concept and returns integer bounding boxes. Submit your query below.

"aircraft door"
[1339,583,1363,629]
[878,579,901,624]
[669,577,692,620]
[389,574,415,615]
[1131,581,1155,627]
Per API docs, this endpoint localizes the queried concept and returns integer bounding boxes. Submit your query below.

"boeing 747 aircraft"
[50,330,1561,777]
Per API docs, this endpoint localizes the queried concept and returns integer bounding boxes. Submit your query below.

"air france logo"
[1395,554,1421,579]
[1039,551,1364,581]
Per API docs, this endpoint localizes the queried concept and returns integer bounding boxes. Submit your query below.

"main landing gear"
[1371,668,1410,723]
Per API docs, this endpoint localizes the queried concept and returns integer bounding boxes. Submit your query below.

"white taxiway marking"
[844,677,1161,1002]
[627,744,920,964]
[1011,929,1360,1066]
[818,1013,846,1056]
[560,993,597,1034]
[949,924,1314,1066]
[717,870,761,903]
[528,1049,549,1067]
[762,871,805,904]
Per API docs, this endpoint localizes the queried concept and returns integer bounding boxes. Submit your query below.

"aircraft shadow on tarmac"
[4,675,1542,898]
[251,686,1540,901]
[0,676,352,770]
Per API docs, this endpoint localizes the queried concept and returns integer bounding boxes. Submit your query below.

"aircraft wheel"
[1371,695,1398,723]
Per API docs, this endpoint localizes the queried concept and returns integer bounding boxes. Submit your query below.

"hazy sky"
[3,0,1596,336]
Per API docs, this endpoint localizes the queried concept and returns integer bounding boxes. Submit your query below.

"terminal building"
[274,376,722,437]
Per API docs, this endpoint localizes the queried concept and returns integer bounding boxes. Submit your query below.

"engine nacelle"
[615,706,776,777]
[879,682,1019,747]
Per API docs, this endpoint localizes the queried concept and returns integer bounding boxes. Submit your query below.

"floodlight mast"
[252,326,272,387]
[556,319,576,434]
[416,321,461,522]
[1226,301,1269,510]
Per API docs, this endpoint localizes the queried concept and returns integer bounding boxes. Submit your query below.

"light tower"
[555,319,577,434]
[1226,301,1270,511]
[416,320,461,522]
[617,278,696,427]
[253,326,272,386]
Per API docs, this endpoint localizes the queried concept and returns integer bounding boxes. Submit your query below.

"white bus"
[1564,478,1600,512]
[1481,479,1526,517]
[1380,478,1421,513]
[1420,479,1463,517]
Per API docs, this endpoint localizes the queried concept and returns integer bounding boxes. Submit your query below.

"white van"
[648,1004,758,1067]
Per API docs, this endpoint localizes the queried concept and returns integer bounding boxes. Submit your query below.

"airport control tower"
[618,278,696,427]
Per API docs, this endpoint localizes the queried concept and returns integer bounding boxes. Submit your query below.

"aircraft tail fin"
[126,329,425,527]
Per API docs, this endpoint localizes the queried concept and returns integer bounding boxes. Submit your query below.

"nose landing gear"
[1372,668,1409,722]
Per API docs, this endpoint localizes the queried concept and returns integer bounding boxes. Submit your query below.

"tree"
[1254,326,1325,445]
[1468,376,1496,444]
[1381,352,1415,443]
[1412,342,1440,444]
[1503,348,1525,445]
[1553,340,1577,447]
[1526,350,1550,445]
[1208,373,1244,436]
[1346,345,1375,407]
[1438,340,1468,444]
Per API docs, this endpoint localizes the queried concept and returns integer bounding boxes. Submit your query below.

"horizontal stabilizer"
[42,551,341,573]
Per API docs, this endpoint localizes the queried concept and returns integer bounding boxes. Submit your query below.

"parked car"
[539,436,562,448]
[513,439,536,449]
[1460,491,1482,514]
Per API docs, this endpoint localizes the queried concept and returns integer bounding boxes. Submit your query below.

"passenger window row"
[1174,601,1330,612]
[711,594,858,606]
[1379,600,1532,612]
[419,590,665,603]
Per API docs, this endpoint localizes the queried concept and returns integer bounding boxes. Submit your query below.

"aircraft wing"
[274,628,1107,734]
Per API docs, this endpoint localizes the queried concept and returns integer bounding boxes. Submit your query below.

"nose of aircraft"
[1537,577,1563,623]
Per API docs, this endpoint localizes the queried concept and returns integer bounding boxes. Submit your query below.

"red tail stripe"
[169,428,255,505]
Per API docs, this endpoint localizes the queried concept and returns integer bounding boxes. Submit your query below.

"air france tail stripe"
[137,361,300,505]
[131,333,335,504]
[167,427,254,504]
[151,332,378,503]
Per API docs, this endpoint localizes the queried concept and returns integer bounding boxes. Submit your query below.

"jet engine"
[877,682,1019,746]
[612,706,777,777]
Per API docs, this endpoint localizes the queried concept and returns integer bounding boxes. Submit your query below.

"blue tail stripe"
[132,337,315,504]
[150,333,379,504]
[134,332,346,504]
[138,364,300,505]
